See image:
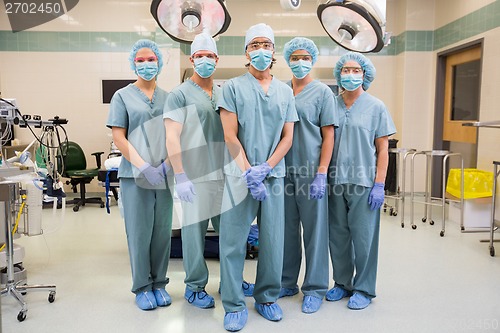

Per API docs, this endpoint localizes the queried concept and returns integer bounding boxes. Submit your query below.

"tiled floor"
[2,200,500,333]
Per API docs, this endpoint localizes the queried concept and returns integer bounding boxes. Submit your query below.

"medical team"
[107,23,395,332]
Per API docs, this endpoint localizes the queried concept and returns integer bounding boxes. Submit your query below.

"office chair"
[59,141,105,212]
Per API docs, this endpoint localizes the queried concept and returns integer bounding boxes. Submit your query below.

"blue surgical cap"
[191,32,218,56]
[128,39,164,74]
[334,51,376,90]
[244,23,275,52]
[283,37,319,66]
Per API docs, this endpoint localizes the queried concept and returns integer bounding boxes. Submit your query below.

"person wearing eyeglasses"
[326,52,396,310]
[106,39,173,311]
[278,37,337,315]
[218,23,298,331]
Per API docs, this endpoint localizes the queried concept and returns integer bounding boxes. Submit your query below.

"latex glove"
[249,182,268,201]
[242,162,272,188]
[157,161,171,177]
[139,163,165,186]
[368,182,385,210]
[175,173,196,203]
[309,173,327,200]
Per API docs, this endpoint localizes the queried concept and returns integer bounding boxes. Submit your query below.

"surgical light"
[317,0,390,53]
[150,0,231,44]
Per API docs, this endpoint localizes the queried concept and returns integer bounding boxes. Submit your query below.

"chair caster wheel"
[17,310,27,322]
[73,206,79,212]
[411,225,417,230]
[100,202,105,208]
[440,230,445,237]
[430,220,435,225]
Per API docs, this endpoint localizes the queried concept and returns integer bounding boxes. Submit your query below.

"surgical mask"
[136,62,158,81]
[289,60,312,79]
[340,73,363,91]
[193,57,216,78]
[249,49,273,71]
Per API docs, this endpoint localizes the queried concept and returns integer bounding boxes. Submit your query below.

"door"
[443,46,481,144]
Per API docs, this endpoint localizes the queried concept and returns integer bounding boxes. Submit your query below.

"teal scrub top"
[218,72,299,178]
[106,83,168,179]
[329,92,396,187]
[163,79,224,182]
[285,80,338,176]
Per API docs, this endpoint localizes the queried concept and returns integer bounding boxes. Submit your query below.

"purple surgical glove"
[139,163,165,186]
[309,173,327,200]
[368,182,385,210]
[249,182,268,201]
[175,173,196,203]
[157,161,171,177]
[242,162,272,188]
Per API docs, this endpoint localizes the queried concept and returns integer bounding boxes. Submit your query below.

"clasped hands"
[242,162,272,201]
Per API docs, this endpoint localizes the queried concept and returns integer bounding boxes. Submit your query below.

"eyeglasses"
[134,56,157,63]
[341,66,363,74]
[290,55,312,62]
[247,41,274,51]
[192,54,217,60]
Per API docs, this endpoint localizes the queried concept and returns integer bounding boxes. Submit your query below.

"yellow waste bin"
[446,168,494,199]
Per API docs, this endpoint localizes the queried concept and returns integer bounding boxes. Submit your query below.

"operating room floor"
[2,199,500,333]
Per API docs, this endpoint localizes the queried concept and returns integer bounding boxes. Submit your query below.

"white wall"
[1,0,498,194]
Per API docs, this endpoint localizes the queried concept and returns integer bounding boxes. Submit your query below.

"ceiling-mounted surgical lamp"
[150,0,231,44]
[317,0,390,53]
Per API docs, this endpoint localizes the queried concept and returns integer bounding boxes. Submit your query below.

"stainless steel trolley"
[409,150,464,236]
[383,148,416,228]
[489,161,499,256]
[462,120,500,256]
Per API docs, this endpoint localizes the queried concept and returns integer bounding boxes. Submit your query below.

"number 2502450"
[5,2,62,14]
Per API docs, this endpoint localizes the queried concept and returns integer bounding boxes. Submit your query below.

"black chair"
[59,141,105,212]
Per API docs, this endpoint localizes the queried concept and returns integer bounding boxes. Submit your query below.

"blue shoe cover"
[135,291,157,310]
[184,287,215,308]
[224,308,248,332]
[254,302,283,321]
[302,295,322,314]
[278,286,299,298]
[325,286,351,301]
[347,292,371,310]
[242,281,254,297]
[219,281,254,297]
[153,288,172,307]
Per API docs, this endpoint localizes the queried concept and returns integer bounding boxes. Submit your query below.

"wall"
[1,0,499,193]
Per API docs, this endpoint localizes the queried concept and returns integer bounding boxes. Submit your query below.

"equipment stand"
[0,181,56,322]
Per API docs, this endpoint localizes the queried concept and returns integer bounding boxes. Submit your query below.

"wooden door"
[443,46,481,144]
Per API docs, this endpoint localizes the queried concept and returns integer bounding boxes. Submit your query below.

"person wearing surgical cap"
[279,37,337,314]
[218,23,298,331]
[163,32,225,309]
[327,51,396,310]
[107,39,174,311]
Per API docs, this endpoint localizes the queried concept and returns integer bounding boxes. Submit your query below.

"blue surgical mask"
[136,62,158,81]
[289,60,312,79]
[340,73,363,91]
[194,57,216,78]
[249,49,273,71]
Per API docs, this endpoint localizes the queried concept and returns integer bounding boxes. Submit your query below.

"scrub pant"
[120,178,173,294]
[181,180,223,291]
[328,184,380,299]
[282,174,329,299]
[220,176,284,312]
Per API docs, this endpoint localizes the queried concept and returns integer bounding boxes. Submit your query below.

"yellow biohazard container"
[446,168,494,199]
